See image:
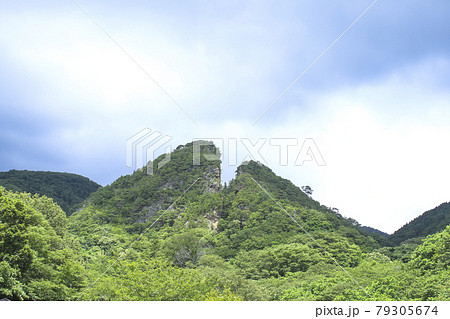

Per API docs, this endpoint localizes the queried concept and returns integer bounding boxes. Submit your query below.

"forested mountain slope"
[360,226,389,237]
[86,141,221,224]
[0,186,86,300]
[0,170,100,215]
[67,142,385,300]
[2,141,449,301]
[217,160,380,257]
[390,202,450,245]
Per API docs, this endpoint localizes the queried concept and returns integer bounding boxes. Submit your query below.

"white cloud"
[267,58,450,233]
[1,2,450,234]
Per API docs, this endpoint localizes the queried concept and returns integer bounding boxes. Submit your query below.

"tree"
[301,186,313,197]
[411,225,450,271]
[80,258,242,301]
[0,261,27,300]
[163,231,209,267]
[0,187,86,300]
[233,243,326,279]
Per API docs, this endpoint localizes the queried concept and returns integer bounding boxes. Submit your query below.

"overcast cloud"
[1,0,450,233]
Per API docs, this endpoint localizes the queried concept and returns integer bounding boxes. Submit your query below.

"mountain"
[3,141,449,301]
[390,202,450,244]
[358,226,390,247]
[65,142,449,301]
[360,226,389,237]
[85,141,221,224]
[219,161,380,255]
[71,144,379,254]
[69,142,379,280]
[0,170,101,215]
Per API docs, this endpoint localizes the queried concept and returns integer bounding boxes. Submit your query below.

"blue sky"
[1,0,450,233]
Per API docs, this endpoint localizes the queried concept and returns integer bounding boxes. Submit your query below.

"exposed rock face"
[136,203,163,223]
[135,165,221,223]
[202,166,221,194]
[116,141,223,224]
[161,181,175,190]
[205,210,219,230]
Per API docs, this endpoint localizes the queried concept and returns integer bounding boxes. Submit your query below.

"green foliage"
[7,192,68,237]
[3,143,450,301]
[358,226,391,247]
[0,170,100,215]
[213,168,377,260]
[0,187,86,300]
[79,257,242,301]
[411,225,450,271]
[88,141,221,223]
[233,243,326,279]
[0,261,27,300]
[391,202,450,245]
[255,253,450,301]
[163,231,210,267]
[376,238,422,263]
[235,161,323,212]
[0,190,36,273]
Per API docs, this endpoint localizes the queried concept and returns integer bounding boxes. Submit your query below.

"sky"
[1,0,450,234]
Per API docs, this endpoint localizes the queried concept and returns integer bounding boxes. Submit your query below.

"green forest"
[1,142,449,301]
[0,170,100,215]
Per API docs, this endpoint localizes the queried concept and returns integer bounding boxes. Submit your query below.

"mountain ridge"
[0,170,101,215]
[390,202,450,244]
[2,141,450,301]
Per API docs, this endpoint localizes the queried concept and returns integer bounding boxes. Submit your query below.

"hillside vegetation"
[390,202,450,245]
[1,142,449,301]
[0,170,101,215]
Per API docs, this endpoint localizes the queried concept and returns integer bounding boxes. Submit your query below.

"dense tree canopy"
[391,202,450,245]
[0,187,85,300]
[1,142,449,301]
[0,170,100,215]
